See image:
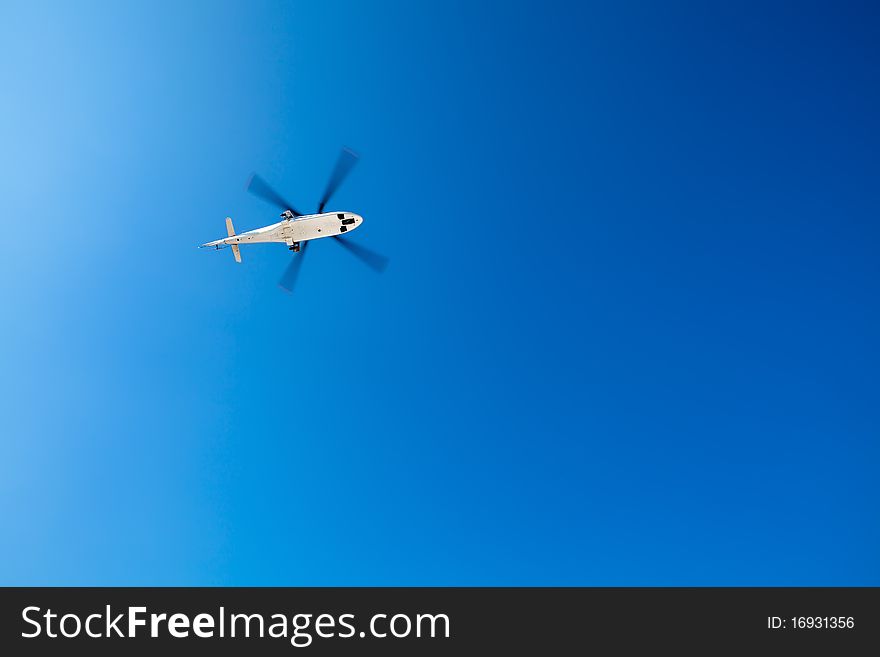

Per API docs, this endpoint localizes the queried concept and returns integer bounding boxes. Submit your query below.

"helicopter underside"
[202,212,362,250]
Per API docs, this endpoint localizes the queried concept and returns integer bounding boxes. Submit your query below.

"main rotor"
[243,148,388,292]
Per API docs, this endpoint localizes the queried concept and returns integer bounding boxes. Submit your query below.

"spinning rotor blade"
[246,173,302,216]
[278,241,309,293]
[332,236,389,273]
[317,147,359,213]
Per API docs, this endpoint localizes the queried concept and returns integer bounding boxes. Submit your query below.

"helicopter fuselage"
[202,212,363,250]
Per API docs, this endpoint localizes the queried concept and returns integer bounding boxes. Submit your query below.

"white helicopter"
[201,147,388,292]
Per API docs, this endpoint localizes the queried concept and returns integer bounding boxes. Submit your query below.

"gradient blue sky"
[1,1,878,585]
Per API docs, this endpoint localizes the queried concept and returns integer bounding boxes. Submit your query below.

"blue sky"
[1,1,878,585]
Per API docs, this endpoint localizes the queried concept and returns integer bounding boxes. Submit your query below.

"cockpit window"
[342,218,355,225]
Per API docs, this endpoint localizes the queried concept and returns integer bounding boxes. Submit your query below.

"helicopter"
[201,147,387,292]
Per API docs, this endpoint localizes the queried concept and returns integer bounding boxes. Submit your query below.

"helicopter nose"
[338,213,363,235]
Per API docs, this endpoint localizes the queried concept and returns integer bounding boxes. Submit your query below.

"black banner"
[1,588,877,654]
